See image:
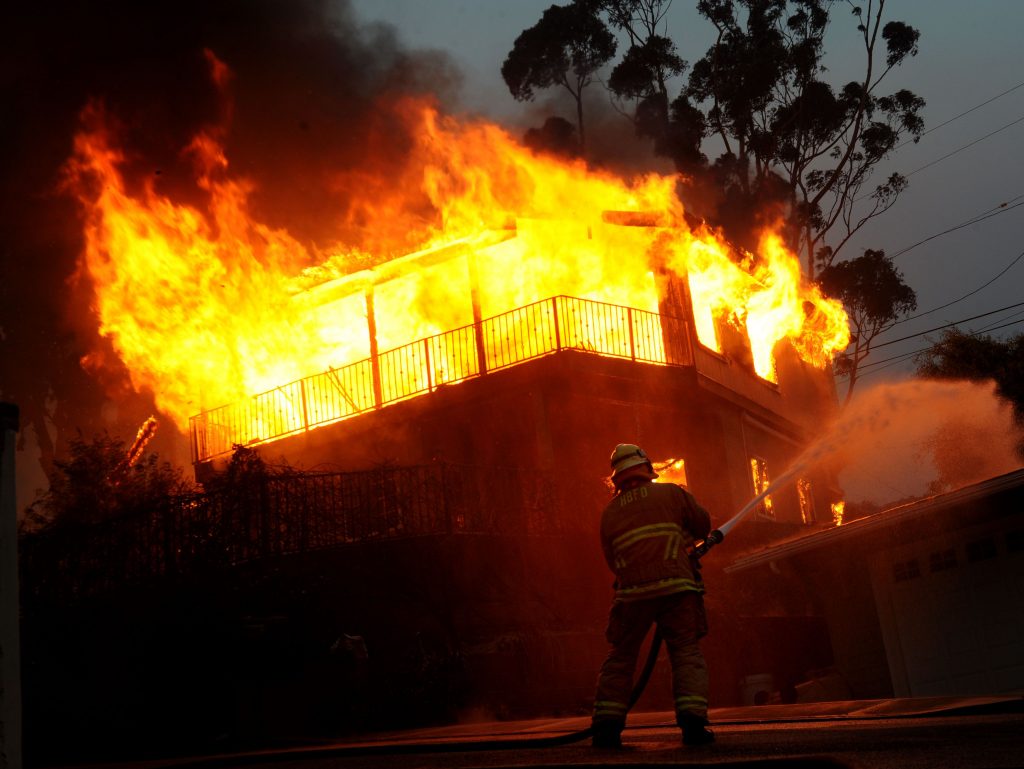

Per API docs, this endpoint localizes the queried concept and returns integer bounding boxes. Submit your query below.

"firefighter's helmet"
[609,443,656,480]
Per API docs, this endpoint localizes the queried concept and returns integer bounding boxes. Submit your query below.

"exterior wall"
[190,281,844,713]
[231,349,830,532]
[201,348,839,709]
[803,548,894,698]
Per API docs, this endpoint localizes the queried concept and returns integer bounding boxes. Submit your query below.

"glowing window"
[831,500,845,527]
[796,478,815,524]
[749,457,774,521]
[654,458,687,487]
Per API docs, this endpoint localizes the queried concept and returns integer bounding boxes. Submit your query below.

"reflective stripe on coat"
[600,482,711,603]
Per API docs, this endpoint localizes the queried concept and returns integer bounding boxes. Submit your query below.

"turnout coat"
[600,481,712,603]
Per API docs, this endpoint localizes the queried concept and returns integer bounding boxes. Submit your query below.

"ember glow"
[65,65,849,439]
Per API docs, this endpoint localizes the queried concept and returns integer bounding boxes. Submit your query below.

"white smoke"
[832,378,1023,504]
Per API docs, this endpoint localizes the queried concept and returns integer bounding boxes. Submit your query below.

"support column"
[0,402,22,769]
[467,252,488,376]
[365,288,383,408]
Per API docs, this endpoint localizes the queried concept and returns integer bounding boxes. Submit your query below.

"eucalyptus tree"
[502,2,618,154]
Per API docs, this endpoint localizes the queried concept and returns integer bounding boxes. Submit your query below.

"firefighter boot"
[591,720,623,749]
[679,713,715,746]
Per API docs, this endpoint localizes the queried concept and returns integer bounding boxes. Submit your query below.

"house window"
[688,275,721,353]
[797,478,815,524]
[749,456,774,521]
[831,500,845,527]
[893,558,921,582]
[654,458,687,487]
[928,548,957,572]
[966,538,997,563]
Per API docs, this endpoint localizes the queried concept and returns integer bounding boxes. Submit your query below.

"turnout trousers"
[592,590,709,730]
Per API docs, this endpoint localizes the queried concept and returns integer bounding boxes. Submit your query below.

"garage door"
[873,523,1024,696]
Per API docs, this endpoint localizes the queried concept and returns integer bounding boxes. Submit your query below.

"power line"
[836,305,1024,380]
[862,309,1024,373]
[892,79,1024,152]
[838,315,1024,382]
[889,244,1024,326]
[889,196,1024,261]
[904,113,1024,179]
[975,307,1024,334]
[847,81,1024,202]
[859,316,1024,381]
[872,300,1024,350]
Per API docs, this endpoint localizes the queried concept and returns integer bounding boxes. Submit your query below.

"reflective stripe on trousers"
[592,590,709,727]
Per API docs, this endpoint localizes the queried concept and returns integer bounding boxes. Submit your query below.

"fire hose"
[693,457,807,560]
[169,495,778,766]
[173,630,669,768]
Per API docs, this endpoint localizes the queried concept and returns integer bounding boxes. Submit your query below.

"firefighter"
[591,443,715,748]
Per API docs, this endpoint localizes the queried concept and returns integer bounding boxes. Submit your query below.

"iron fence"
[190,295,693,462]
[20,463,574,605]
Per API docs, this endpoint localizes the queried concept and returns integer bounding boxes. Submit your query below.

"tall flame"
[65,86,849,431]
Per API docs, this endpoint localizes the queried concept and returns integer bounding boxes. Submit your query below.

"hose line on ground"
[169,629,666,767]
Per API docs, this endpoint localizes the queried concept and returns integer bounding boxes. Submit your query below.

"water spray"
[688,394,884,561]
[692,458,812,559]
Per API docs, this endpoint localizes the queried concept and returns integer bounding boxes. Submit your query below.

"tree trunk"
[576,94,586,156]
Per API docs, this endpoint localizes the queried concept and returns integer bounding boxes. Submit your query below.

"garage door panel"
[879,523,1024,697]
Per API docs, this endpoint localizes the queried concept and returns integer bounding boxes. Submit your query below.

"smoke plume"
[1,0,461,482]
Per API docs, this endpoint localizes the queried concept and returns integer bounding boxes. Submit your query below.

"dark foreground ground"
[55,696,1024,769]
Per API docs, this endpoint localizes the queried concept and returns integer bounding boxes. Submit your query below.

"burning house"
[58,94,856,721]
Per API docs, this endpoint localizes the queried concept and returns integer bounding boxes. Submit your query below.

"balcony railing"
[190,295,692,463]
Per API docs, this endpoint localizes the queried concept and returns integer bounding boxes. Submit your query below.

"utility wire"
[839,315,1024,381]
[872,300,1024,350]
[848,81,1024,202]
[858,309,1024,375]
[904,113,1024,179]
[892,79,1024,152]
[888,245,1024,326]
[889,196,1024,261]
[974,306,1024,334]
[835,313,1024,382]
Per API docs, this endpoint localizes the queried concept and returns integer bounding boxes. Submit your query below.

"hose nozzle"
[692,529,724,560]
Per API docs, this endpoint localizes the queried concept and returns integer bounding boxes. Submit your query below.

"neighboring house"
[727,469,1024,699]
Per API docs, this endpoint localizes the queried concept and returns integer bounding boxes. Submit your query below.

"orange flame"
[831,500,846,527]
[64,72,849,433]
[653,458,688,487]
[125,415,159,468]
